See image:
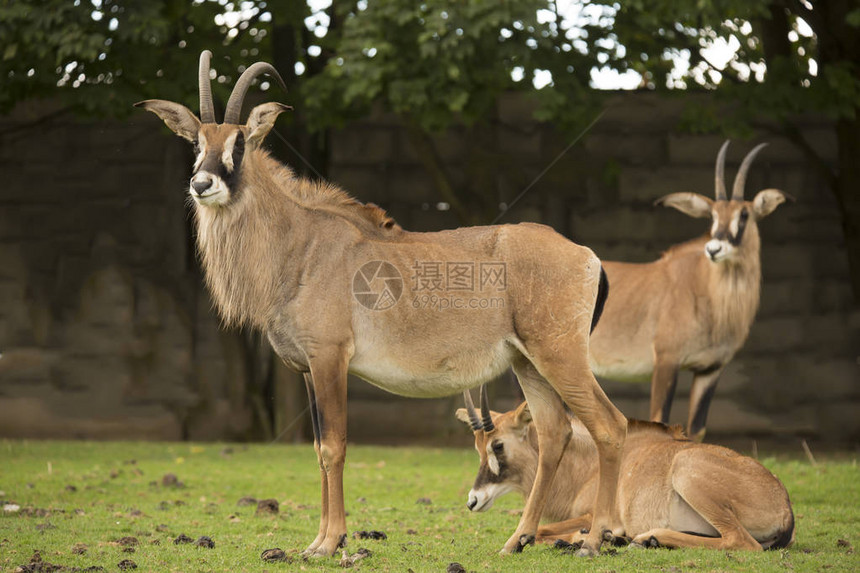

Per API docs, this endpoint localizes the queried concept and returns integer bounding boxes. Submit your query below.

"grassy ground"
[0,439,857,572]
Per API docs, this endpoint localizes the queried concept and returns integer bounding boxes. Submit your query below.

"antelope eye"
[739,209,749,221]
[491,441,504,455]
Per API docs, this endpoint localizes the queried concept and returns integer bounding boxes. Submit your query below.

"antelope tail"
[590,265,609,334]
[766,506,795,550]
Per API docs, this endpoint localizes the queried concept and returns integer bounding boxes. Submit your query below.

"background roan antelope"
[589,141,792,441]
[457,395,795,551]
[136,51,627,558]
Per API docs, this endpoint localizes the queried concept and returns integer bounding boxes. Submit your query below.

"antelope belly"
[590,358,653,383]
[349,341,515,398]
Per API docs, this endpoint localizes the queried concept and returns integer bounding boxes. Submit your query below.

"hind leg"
[500,360,572,554]
[632,456,763,551]
[631,527,760,551]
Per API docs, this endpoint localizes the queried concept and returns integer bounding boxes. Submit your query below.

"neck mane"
[192,148,402,328]
[661,232,762,348]
[708,230,761,347]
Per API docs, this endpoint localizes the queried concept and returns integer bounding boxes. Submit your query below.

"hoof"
[553,539,583,553]
[630,535,661,549]
[501,533,534,554]
[516,534,535,552]
[576,543,599,557]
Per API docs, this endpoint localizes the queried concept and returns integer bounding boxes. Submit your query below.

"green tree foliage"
[0,0,278,116]
[591,0,860,299]
[2,1,858,297]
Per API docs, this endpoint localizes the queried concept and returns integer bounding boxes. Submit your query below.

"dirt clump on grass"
[195,536,215,548]
[340,548,371,568]
[260,548,292,563]
[236,496,257,507]
[71,543,87,555]
[173,533,194,545]
[352,530,387,541]
[255,498,279,515]
[160,474,184,488]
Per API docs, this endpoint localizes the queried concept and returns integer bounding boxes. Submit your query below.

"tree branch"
[402,120,473,225]
[0,105,75,138]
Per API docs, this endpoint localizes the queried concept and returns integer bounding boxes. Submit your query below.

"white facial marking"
[193,132,207,172]
[704,238,735,262]
[710,211,719,236]
[487,453,499,475]
[467,483,515,512]
[221,131,239,172]
[729,211,740,237]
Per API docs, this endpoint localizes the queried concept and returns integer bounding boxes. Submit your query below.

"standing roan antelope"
[135,51,627,558]
[457,395,795,551]
[589,141,792,441]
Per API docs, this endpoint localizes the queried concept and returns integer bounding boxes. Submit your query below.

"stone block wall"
[0,93,857,448]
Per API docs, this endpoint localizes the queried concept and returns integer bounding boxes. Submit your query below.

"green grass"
[0,440,857,572]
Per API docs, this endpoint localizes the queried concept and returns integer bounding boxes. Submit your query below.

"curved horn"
[714,140,730,201]
[732,143,768,201]
[462,390,483,432]
[223,62,288,125]
[198,50,216,124]
[480,385,495,433]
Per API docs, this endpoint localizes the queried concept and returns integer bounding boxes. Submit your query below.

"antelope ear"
[654,192,714,218]
[752,188,794,219]
[134,100,200,142]
[455,408,472,426]
[246,102,293,145]
[513,402,532,428]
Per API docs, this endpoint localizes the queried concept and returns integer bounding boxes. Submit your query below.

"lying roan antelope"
[589,141,792,441]
[135,51,627,557]
[457,395,795,551]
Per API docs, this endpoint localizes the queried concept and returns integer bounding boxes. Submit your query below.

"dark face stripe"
[193,131,245,198]
[474,441,510,487]
[712,208,748,246]
[729,208,748,246]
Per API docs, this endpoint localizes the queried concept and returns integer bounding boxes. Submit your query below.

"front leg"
[305,349,350,557]
[536,514,593,543]
[301,373,329,557]
[686,365,724,442]
[502,363,571,554]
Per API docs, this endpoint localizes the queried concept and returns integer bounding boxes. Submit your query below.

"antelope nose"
[705,243,722,260]
[467,495,478,511]
[192,178,213,194]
